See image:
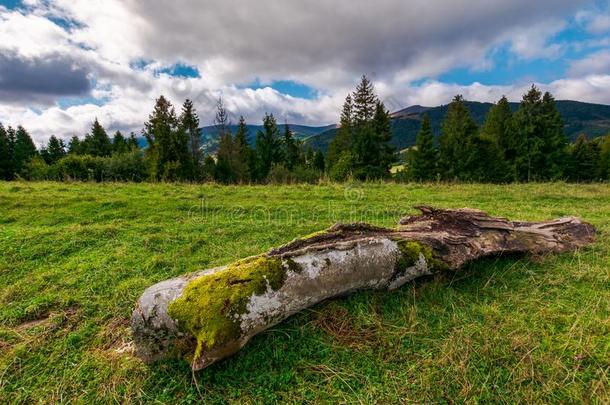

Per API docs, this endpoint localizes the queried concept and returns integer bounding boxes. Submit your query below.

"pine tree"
[539,91,568,179]
[438,95,478,180]
[180,99,201,171]
[481,96,513,165]
[86,119,112,157]
[143,95,190,180]
[352,75,377,126]
[511,85,544,182]
[0,124,11,180]
[112,131,128,154]
[327,94,353,168]
[46,135,66,164]
[597,135,610,180]
[12,126,37,175]
[410,114,437,181]
[313,149,325,172]
[214,98,235,183]
[127,132,140,150]
[282,123,300,170]
[255,113,282,180]
[68,136,82,155]
[233,116,254,183]
[567,134,600,182]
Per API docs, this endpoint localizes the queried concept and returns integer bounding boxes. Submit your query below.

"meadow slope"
[0,182,608,403]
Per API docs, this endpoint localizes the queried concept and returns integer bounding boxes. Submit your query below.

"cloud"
[0,0,607,145]
[0,51,92,104]
[569,50,610,76]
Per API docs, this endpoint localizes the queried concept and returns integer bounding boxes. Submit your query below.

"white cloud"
[569,50,610,76]
[0,0,606,146]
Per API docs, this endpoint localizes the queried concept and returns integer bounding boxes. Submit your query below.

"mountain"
[200,123,336,153]
[305,100,610,153]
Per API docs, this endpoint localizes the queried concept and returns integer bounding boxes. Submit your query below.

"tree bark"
[131,207,595,370]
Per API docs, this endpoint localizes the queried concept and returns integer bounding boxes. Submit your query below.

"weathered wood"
[131,207,595,370]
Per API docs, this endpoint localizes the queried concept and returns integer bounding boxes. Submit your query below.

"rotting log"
[131,206,596,370]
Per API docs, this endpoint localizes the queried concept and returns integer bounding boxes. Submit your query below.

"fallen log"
[131,207,595,370]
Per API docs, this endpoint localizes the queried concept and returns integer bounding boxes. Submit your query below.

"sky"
[0,0,610,145]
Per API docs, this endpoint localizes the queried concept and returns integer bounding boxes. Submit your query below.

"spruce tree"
[180,99,201,171]
[282,123,300,170]
[481,96,513,165]
[410,114,437,181]
[86,119,112,157]
[143,95,190,180]
[214,98,234,183]
[512,85,544,182]
[68,136,82,155]
[597,135,610,180]
[46,135,66,164]
[0,124,11,180]
[111,131,127,154]
[233,116,254,183]
[438,95,478,180]
[127,132,140,150]
[313,149,325,172]
[327,94,353,169]
[352,75,377,125]
[255,113,282,180]
[539,91,568,179]
[12,126,37,175]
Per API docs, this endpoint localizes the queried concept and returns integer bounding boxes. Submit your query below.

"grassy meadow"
[0,181,608,403]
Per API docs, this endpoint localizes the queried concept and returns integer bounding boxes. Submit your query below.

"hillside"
[200,123,336,153]
[305,100,610,152]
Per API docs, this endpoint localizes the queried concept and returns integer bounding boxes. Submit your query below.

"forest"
[1,76,609,184]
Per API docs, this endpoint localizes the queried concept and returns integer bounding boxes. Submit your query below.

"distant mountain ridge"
[306,100,610,153]
[199,123,336,153]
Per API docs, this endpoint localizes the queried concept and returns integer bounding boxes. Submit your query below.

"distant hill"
[305,100,610,153]
[200,123,336,153]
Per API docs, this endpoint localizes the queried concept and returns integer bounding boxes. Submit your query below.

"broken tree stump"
[131,207,595,370]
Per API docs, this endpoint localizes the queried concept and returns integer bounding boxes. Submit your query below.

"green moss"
[395,240,449,275]
[168,255,286,360]
[285,257,303,273]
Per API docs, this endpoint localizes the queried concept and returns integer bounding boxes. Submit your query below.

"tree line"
[404,86,610,182]
[0,77,609,183]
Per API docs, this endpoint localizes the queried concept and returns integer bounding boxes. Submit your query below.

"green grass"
[0,181,608,404]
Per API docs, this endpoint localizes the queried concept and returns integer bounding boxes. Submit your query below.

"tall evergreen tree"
[282,123,300,170]
[352,75,377,125]
[68,136,82,155]
[327,94,353,168]
[438,95,478,180]
[0,124,11,180]
[539,91,568,179]
[86,119,112,157]
[127,132,140,150]
[567,134,600,182]
[410,114,437,181]
[255,113,282,180]
[180,99,201,171]
[597,135,610,180]
[511,85,544,182]
[112,131,128,154]
[46,135,66,164]
[481,96,514,165]
[143,95,190,180]
[233,116,254,183]
[214,97,235,183]
[313,149,325,172]
[12,126,37,175]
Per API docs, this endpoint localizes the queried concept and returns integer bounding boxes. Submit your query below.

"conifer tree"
[12,126,37,175]
[481,96,513,164]
[438,95,478,180]
[112,131,128,154]
[352,75,377,125]
[143,95,190,180]
[282,123,300,170]
[214,98,235,183]
[597,135,610,180]
[86,119,112,157]
[539,91,568,179]
[180,99,201,170]
[255,113,282,180]
[68,136,82,155]
[410,114,437,181]
[313,149,325,172]
[46,135,66,163]
[233,116,254,183]
[127,132,140,150]
[511,86,544,181]
[0,124,11,180]
[327,94,353,168]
